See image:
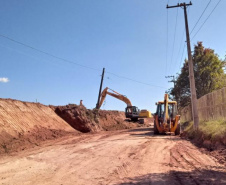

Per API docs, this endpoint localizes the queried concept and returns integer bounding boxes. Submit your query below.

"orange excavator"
[97,87,151,121]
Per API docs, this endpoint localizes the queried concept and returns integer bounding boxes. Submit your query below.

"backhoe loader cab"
[154,94,180,135]
[156,103,178,120]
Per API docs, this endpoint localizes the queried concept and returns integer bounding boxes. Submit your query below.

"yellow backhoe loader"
[97,87,151,121]
[154,94,180,135]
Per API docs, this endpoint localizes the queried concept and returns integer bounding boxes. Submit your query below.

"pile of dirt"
[0,99,77,154]
[54,104,102,133]
[54,105,153,133]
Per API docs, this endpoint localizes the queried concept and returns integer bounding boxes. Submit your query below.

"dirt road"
[0,127,225,185]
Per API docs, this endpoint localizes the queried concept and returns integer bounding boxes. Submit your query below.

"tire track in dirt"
[169,140,226,185]
[0,127,225,185]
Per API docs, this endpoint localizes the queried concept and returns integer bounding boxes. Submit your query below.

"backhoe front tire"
[154,120,159,134]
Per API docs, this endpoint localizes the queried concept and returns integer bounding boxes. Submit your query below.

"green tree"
[169,42,226,109]
[193,42,226,98]
[168,60,190,108]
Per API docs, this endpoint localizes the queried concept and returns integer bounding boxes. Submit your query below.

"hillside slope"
[0,99,76,154]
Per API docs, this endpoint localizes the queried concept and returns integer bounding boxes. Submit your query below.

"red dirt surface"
[181,131,226,166]
[0,128,225,185]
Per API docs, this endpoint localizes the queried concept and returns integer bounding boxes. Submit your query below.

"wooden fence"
[180,87,226,122]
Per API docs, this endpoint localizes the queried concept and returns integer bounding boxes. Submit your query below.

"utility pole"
[165,75,177,102]
[165,75,176,88]
[96,68,105,109]
[167,1,199,129]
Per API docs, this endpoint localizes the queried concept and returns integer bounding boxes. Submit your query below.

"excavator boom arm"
[106,92,132,106]
[97,87,132,109]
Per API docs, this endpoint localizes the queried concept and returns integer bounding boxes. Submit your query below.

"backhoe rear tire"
[154,120,159,134]
[175,122,181,135]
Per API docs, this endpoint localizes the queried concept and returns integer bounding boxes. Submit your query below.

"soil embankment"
[0,99,77,154]
[181,121,226,165]
[0,99,151,154]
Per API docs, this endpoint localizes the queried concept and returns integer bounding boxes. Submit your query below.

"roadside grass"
[182,120,226,142]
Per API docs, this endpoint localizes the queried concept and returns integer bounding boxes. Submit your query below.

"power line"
[0,34,101,72]
[176,28,185,68]
[177,6,190,71]
[0,33,166,89]
[169,0,180,73]
[179,43,186,68]
[190,0,212,35]
[165,7,169,75]
[191,0,222,40]
[105,71,166,89]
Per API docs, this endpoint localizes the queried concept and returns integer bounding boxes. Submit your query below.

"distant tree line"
[168,42,226,109]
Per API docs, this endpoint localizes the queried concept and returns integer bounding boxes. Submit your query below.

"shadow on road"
[127,127,181,140]
[116,169,226,185]
[127,128,152,132]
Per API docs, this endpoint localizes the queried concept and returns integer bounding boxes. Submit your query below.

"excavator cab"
[125,106,140,121]
[154,94,180,135]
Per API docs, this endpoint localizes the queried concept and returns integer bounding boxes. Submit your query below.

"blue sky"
[0,0,225,112]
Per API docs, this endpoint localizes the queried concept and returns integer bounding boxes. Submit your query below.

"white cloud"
[0,77,9,83]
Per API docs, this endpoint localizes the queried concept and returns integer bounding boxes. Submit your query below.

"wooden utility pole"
[167,1,199,129]
[96,68,105,109]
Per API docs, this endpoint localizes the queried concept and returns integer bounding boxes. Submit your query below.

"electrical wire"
[0,34,101,72]
[105,71,166,89]
[0,33,166,89]
[179,43,186,69]
[191,0,222,40]
[169,0,180,72]
[165,0,170,75]
[177,6,190,70]
[176,28,185,68]
[165,7,169,76]
[190,0,212,35]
